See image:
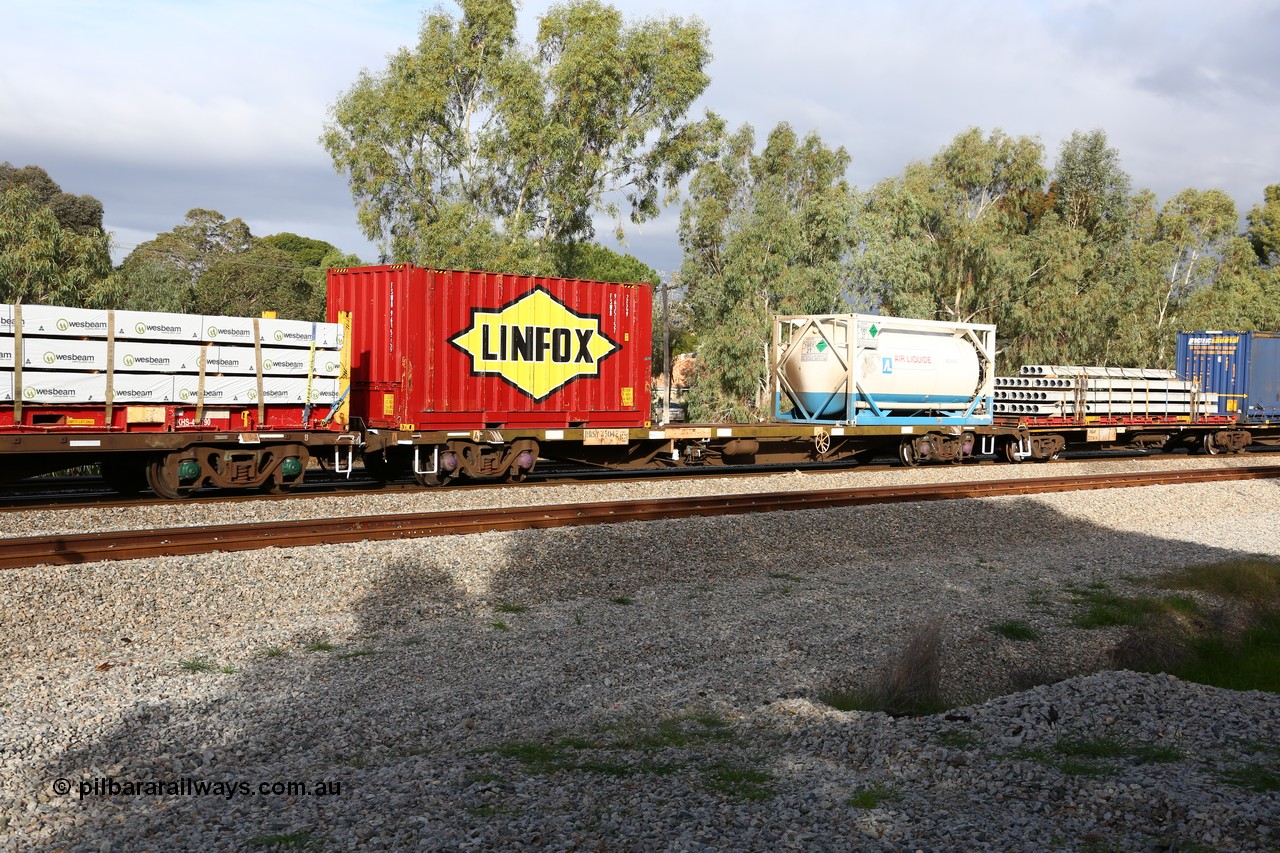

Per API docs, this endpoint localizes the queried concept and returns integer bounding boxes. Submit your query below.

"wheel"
[1203,433,1223,456]
[146,454,199,499]
[261,453,307,494]
[259,470,301,495]
[408,446,460,487]
[1000,438,1026,464]
[413,470,448,487]
[898,439,920,467]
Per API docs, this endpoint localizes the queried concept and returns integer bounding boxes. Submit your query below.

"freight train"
[2,264,1278,497]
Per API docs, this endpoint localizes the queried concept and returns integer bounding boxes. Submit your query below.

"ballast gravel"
[1,457,1278,851]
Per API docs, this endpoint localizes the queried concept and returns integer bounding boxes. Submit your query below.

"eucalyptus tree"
[115,210,334,320]
[0,163,105,236]
[1177,236,1278,332]
[0,163,115,307]
[679,122,855,420]
[1150,188,1238,358]
[1246,184,1280,268]
[322,0,717,273]
[855,128,1047,332]
[0,185,116,306]
[117,209,254,313]
[998,130,1135,368]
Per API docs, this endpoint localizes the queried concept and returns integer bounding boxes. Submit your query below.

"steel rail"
[4,465,1279,571]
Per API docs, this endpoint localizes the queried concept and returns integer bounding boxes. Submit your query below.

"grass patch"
[489,620,511,632]
[1169,611,1280,692]
[1157,558,1280,605]
[495,602,529,614]
[1017,735,1181,776]
[703,762,772,800]
[937,730,981,749]
[846,783,899,809]
[478,712,745,793]
[1217,762,1280,792]
[466,805,512,817]
[1102,559,1280,693]
[248,829,315,850]
[304,640,335,653]
[261,646,287,659]
[177,657,234,674]
[1026,587,1056,613]
[1054,735,1181,764]
[483,739,565,769]
[602,712,735,752]
[178,657,217,673]
[610,596,634,606]
[988,619,1040,641]
[820,617,953,716]
[1066,582,1198,629]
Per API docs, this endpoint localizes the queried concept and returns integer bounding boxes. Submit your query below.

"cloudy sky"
[4,0,1277,276]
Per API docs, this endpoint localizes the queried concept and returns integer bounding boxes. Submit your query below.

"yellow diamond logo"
[449,287,619,401]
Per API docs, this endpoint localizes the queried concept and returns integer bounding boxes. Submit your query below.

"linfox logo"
[449,287,618,401]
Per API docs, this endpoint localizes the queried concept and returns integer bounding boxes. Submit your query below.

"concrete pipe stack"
[992,365,1217,418]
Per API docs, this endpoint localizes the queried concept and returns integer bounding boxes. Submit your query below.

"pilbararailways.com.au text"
[52,776,343,800]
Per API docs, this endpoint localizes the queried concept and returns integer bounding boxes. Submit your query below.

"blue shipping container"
[1176,331,1280,421]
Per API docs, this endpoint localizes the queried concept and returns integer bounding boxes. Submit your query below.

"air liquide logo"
[448,287,619,401]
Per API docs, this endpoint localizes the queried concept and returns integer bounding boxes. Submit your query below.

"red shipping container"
[327,265,652,430]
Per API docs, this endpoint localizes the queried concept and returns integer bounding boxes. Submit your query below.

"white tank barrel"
[773,314,995,425]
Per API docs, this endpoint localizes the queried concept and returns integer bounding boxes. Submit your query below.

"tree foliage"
[553,241,657,284]
[679,122,855,420]
[854,128,1280,373]
[856,127,1048,326]
[322,0,718,273]
[114,210,338,320]
[1246,184,1280,268]
[0,163,105,236]
[0,165,115,306]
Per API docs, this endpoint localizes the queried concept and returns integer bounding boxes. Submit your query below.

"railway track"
[0,458,988,511]
[5,447,1276,511]
[5,464,1279,571]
